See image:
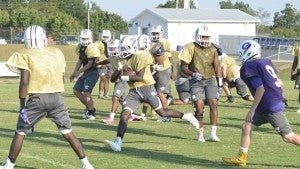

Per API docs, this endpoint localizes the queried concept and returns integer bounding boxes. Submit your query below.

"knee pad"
[61,128,72,134]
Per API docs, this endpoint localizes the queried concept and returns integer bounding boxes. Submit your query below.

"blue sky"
[91,0,299,24]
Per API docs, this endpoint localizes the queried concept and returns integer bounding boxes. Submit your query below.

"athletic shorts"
[176,79,190,103]
[73,69,99,93]
[16,93,72,134]
[122,85,161,113]
[113,81,128,102]
[153,67,172,94]
[252,111,292,136]
[227,78,249,97]
[189,78,218,102]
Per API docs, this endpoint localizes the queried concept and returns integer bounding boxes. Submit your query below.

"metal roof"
[130,8,261,23]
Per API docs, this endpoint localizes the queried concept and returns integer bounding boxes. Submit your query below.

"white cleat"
[209,134,220,142]
[197,135,206,142]
[105,137,122,152]
[0,158,15,169]
[182,113,199,129]
[80,157,94,169]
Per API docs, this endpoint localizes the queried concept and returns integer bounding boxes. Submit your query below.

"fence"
[219,35,294,62]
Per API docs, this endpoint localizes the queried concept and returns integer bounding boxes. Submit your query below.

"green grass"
[1,66,300,169]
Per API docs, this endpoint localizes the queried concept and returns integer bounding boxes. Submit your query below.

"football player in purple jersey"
[222,40,300,167]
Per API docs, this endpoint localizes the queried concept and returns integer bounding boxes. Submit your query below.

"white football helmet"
[108,39,120,57]
[137,34,151,51]
[150,25,163,42]
[80,29,93,46]
[194,26,211,48]
[24,25,47,49]
[119,36,138,59]
[238,40,261,63]
[100,29,111,43]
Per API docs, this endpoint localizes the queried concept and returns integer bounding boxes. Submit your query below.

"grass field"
[0,45,299,169]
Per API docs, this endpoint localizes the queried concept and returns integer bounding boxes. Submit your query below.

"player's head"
[100,29,111,43]
[150,25,163,42]
[238,40,261,64]
[194,26,211,48]
[119,35,138,59]
[108,39,120,57]
[24,25,47,49]
[150,43,165,56]
[80,29,93,46]
[137,34,151,51]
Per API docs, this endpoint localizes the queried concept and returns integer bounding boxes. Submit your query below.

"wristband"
[120,75,130,81]
[216,77,223,87]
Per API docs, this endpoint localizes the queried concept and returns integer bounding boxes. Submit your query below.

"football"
[122,65,135,76]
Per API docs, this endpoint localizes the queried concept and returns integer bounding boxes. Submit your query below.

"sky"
[91,0,300,23]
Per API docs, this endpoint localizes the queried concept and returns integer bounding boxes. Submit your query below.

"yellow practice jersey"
[6,47,66,93]
[292,44,300,69]
[95,40,109,66]
[153,52,172,70]
[178,42,217,79]
[125,50,155,88]
[220,56,240,82]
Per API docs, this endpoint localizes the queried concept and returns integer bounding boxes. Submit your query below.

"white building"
[128,8,260,51]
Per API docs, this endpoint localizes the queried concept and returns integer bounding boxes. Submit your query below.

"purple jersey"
[240,58,284,113]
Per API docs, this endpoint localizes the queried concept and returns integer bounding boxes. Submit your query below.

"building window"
[142,27,148,35]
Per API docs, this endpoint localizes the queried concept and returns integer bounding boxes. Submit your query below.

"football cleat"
[209,134,220,142]
[222,151,247,167]
[182,113,199,129]
[105,137,122,152]
[101,117,114,125]
[0,158,15,169]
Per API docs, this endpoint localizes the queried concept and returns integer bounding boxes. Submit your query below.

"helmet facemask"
[150,25,163,42]
[100,30,111,43]
[80,29,93,46]
[194,26,211,48]
[119,36,138,59]
[238,40,261,64]
[108,39,120,57]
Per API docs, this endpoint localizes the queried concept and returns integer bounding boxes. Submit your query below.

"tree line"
[0,0,128,40]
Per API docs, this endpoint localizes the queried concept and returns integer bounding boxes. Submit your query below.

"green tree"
[9,6,47,29]
[272,3,299,37]
[157,0,196,9]
[47,11,81,38]
[0,9,10,26]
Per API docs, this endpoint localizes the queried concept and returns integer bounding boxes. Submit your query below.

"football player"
[70,29,102,120]
[105,35,199,152]
[2,25,94,169]
[178,26,221,142]
[101,39,129,125]
[222,39,300,167]
[219,53,254,103]
[97,29,112,99]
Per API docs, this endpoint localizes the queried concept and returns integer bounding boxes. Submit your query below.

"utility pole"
[87,2,92,29]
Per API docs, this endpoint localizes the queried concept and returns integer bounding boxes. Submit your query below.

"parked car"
[14,31,25,44]
[0,37,7,44]
[59,35,79,45]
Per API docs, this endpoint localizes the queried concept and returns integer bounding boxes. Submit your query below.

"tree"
[0,9,10,27]
[272,3,299,37]
[9,6,47,29]
[157,0,197,9]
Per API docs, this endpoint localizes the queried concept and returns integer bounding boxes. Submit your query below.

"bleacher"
[253,37,300,50]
